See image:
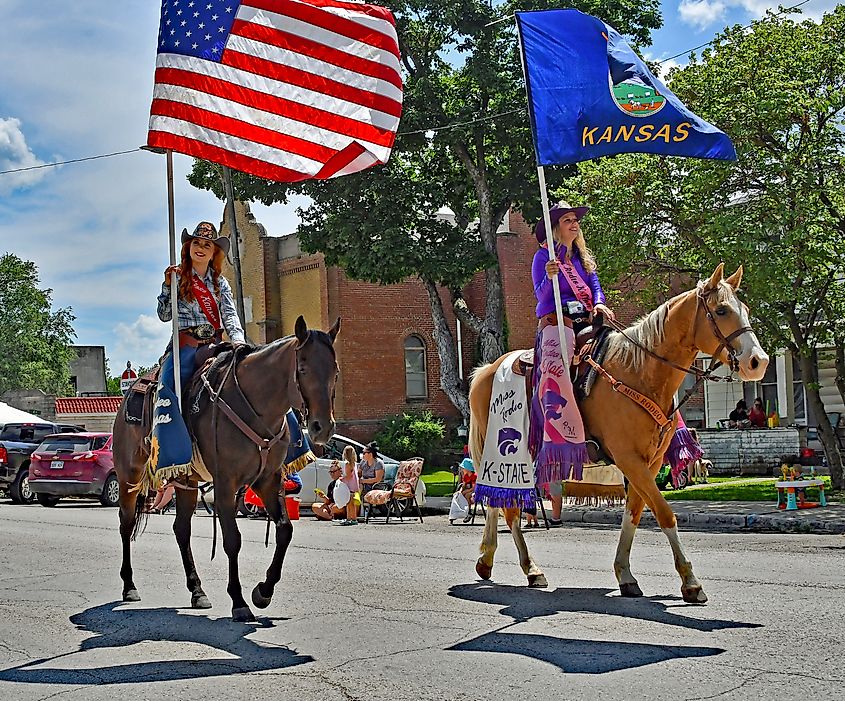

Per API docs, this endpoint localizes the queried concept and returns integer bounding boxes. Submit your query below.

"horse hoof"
[475,560,493,580]
[252,584,272,609]
[232,606,256,622]
[192,594,212,609]
[619,582,643,598]
[528,573,548,588]
[123,589,141,602]
[682,586,708,604]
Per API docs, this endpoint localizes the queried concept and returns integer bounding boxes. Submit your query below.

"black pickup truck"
[0,422,62,503]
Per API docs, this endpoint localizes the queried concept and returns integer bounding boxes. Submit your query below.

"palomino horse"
[468,264,768,603]
[113,316,340,621]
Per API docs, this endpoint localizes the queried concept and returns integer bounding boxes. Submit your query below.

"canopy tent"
[0,401,48,425]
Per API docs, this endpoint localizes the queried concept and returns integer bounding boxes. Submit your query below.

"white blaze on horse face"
[727,288,769,382]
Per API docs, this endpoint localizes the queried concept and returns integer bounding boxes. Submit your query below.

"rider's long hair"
[554,222,597,273]
[177,235,224,301]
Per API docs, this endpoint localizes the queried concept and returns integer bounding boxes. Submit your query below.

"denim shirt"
[157,268,246,344]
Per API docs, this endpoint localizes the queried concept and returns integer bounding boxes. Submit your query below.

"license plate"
[50,460,64,469]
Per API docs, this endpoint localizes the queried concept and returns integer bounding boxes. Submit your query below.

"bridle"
[592,283,756,425]
[695,285,754,375]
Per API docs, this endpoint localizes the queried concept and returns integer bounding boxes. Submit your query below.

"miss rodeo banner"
[474,351,536,509]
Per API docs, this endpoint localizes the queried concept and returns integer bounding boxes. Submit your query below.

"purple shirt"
[532,244,606,318]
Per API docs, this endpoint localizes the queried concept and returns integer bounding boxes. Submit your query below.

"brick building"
[219,202,684,441]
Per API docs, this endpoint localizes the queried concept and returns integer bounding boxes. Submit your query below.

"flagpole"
[165,150,182,408]
[515,20,570,372]
[221,166,246,328]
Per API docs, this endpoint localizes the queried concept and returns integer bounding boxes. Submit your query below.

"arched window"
[404,335,427,399]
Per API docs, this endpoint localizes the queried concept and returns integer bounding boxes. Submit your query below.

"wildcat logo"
[611,80,665,117]
[498,427,522,456]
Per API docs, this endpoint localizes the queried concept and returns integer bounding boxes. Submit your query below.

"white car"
[301,434,426,509]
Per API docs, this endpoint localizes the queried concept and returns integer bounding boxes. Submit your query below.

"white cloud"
[111,314,172,370]
[0,117,47,193]
[678,0,728,30]
[677,0,841,31]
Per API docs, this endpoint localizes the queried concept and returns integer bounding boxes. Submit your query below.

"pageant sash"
[191,276,221,329]
[474,350,536,509]
[558,260,594,311]
[529,324,588,483]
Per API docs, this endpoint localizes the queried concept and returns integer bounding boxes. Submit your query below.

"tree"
[189,0,662,417]
[0,253,76,396]
[558,8,845,488]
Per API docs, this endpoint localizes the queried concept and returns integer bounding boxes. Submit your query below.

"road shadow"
[448,582,762,633]
[0,601,312,686]
[448,630,722,674]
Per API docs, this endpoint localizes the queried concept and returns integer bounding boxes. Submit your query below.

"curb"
[423,504,845,535]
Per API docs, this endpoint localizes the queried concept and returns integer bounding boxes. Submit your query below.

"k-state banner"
[516,9,736,165]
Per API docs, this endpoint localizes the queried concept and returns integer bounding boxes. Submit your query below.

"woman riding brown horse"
[113,315,340,621]
[469,264,768,603]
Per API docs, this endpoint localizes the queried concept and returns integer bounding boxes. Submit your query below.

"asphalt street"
[1,502,843,701]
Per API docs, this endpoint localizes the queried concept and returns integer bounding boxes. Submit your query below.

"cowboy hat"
[181,222,231,257]
[534,201,589,244]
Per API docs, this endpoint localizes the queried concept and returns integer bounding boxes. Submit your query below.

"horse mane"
[603,298,672,373]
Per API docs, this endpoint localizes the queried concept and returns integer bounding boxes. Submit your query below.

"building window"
[404,335,427,399]
[760,360,779,418]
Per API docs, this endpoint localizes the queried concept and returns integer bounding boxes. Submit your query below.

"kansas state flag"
[516,9,736,165]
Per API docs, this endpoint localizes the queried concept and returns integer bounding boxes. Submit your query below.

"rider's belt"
[538,313,573,330]
[179,324,221,348]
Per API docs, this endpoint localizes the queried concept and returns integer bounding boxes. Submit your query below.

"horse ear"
[705,262,725,290]
[328,317,341,342]
[295,315,308,343]
[725,265,743,290]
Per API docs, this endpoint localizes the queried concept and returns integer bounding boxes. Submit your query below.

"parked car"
[28,432,118,507]
[0,421,60,503]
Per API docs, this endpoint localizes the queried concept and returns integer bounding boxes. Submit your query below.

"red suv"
[28,433,118,507]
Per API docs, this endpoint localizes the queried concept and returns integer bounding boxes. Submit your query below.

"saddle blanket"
[474,350,536,509]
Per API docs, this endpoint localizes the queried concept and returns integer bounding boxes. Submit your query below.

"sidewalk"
[424,496,845,534]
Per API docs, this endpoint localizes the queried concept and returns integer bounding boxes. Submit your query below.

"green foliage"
[561,7,845,356]
[374,410,446,461]
[0,253,76,395]
[187,0,663,363]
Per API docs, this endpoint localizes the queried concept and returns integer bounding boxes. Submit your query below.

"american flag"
[147,0,403,181]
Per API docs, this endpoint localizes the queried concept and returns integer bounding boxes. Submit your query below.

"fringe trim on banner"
[535,442,589,484]
[144,460,193,494]
[474,484,536,510]
[563,481,626,506]
[285,450,316,474]
[665,427,703,471]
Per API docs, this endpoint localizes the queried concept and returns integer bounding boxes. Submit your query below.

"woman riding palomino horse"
[469,205,768,603]
[113,220,341,621]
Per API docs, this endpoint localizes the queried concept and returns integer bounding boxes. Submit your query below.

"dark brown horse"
[113,315,340,621]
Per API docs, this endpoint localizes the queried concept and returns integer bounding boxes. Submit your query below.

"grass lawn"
[421,470,456,497]
[665,476,832,501]
[421,471,837,502]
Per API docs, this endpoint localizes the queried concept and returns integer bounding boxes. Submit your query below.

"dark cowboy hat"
[181,222,231,257]
[534,201,590,244]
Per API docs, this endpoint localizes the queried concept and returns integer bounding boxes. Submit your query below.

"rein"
[578,285,754,434]
[198,341,298,558]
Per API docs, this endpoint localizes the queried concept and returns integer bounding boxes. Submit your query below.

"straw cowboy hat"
[534,201,590,244]
[181,222,231,257]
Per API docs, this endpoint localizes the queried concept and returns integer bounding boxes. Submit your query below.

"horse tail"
[467,362,492,467]
[131,489,149,541]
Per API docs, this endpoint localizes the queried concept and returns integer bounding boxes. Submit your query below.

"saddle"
[124,342,232,435]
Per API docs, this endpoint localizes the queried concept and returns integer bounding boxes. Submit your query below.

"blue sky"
[0,0,836,371]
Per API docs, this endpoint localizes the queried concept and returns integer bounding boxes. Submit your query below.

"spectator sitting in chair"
[748,398,767,428]
[358,443,385,496]
[338,445,362,526]
[729,400,751,428]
